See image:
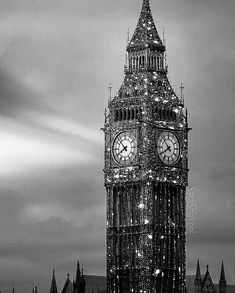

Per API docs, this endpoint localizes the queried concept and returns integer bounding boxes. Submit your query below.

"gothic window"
[126,109,129,120]
[153,107,177,121]
[120,109,123,121]
[115,110,118,121]
[125,109,129,120]
[157,57,160,70]
[123,109,126,120]
[114,107,142,121]
[117,109,121,121]
[161,57,164,69]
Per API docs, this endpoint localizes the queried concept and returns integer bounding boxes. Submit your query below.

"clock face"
[157,131,180,165]
[112,131,137,165]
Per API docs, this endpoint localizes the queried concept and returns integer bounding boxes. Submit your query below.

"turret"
[219,261,227,293]
[194,259,202,293]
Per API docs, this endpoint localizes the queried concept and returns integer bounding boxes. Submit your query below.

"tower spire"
[220,261,226,281]
[50,270,58,293]
[128,0,164,50]
[194,259,202,293]
[76,261,81,283]
[196,259,202,280]
[219,261,227,293]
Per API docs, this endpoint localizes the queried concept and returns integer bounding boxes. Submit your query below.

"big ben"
[104,0,189,292]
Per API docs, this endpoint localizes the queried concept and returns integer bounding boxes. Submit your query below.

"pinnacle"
[50,270,58,293]
[196,259,202,280]
[220,261,226,282]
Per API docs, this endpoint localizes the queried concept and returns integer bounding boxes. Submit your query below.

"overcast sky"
[0,0,235,292]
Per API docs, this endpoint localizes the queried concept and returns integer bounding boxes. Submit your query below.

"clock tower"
[104,0,189,292]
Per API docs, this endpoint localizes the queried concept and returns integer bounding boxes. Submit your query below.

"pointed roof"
[202,265,216,292]
[219,261,227,285]
[128,0,164,50]
[195,259,202,281]
[61,274,73,293]
[76,261,81,283]
[50,270,58,293]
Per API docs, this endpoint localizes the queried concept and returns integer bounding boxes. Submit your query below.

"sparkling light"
[138,203,144,209]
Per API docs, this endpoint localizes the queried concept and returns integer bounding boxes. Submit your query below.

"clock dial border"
[112,130,138,166]
[157,131,181,166]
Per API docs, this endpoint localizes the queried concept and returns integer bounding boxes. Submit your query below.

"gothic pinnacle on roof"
[196,259,202,280]
[76,261,81,283]
[194,259,202,287]
[219,261,227,285]
[128,0,164,50]
[50,270,58,293]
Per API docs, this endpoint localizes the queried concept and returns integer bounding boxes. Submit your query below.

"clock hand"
[117,145,128,156]
[118,139,126,149]
[164,140,171,149]
[159,146,171,155]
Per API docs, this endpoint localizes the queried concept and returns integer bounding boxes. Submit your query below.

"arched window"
[134,108,137,119]
[157,57,160,70]
[119,109,122,121]
[154,56,157,69]
[123,109,126,120]
[136,109,139,120]
[125,109,129,120]
[115,110,118,121]
[162,109,166,120]
[131,109,134,120]
[161,57,163,69]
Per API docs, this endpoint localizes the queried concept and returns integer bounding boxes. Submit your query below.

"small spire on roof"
[196,259,202,280]
[219,260,227,285]
[50,269,58,293]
